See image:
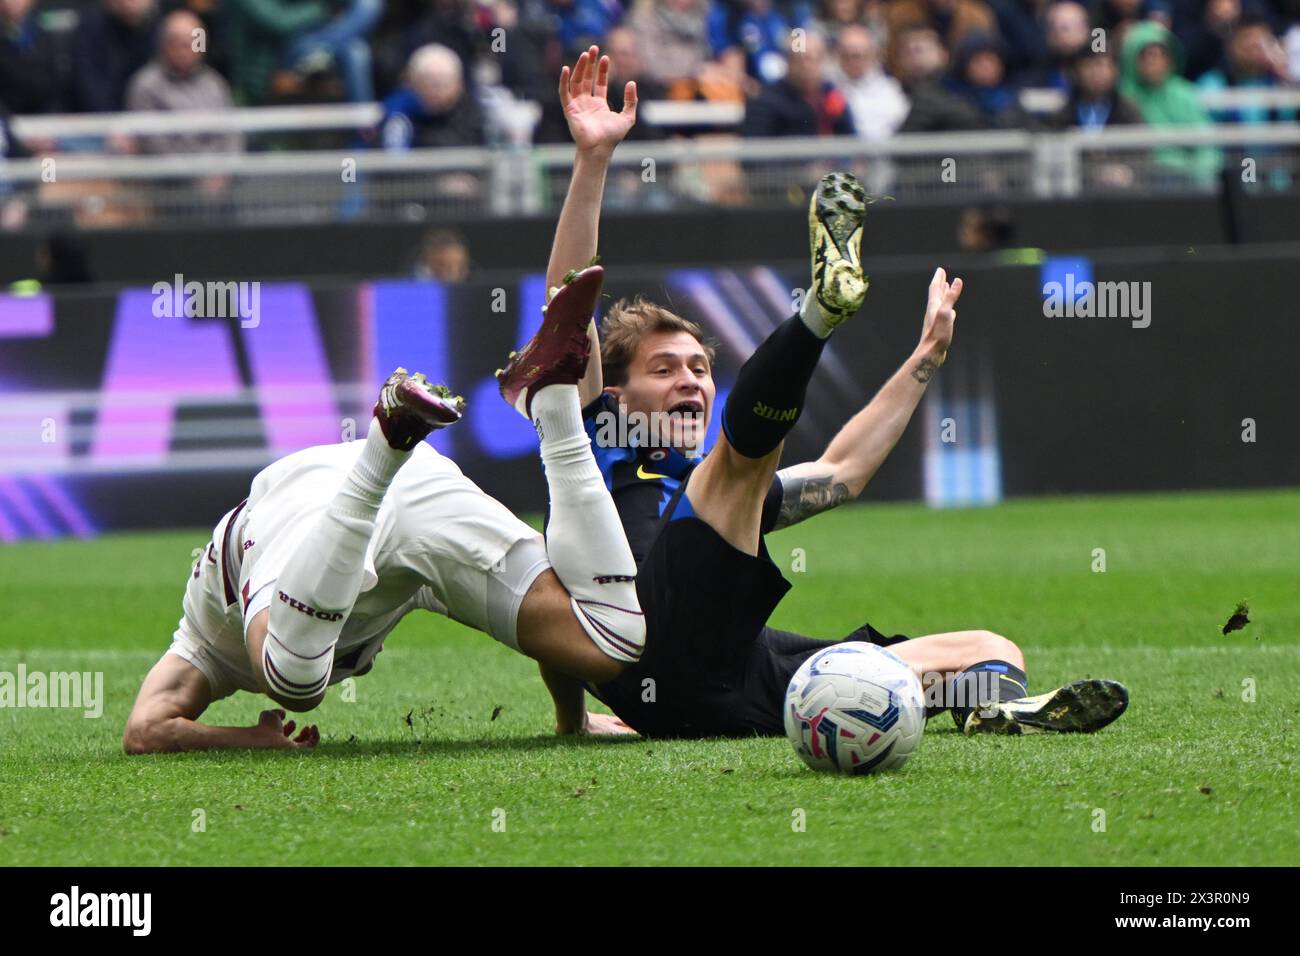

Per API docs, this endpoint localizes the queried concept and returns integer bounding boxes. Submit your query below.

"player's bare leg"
[124,650,319,753]
[688,172,869,554]
[498,263,646,675]
[887,629,1127,735]
[682,440,784,556]
[512,570,624,684]
[887,630,1024,721]
[890,630,1026,677]
[253,370,463,712]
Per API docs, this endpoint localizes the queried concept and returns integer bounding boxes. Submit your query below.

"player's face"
[612,330,715,454]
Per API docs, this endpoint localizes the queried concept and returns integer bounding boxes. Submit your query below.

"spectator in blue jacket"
[944,31,1033,127]
[281,0,383,103]
[1045,44,1144,128]
[1198,15,1297,122]
[1176,0,1245,79]
[988,0,1049,81]
[1029,1,1092,91]
[0,0,65,114]
[709,0,811,83]
[741,28,855,136]
[377,43,486,149]
[552,0,626,52]
[71,0,159,112]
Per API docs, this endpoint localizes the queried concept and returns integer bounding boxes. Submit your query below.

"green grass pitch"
[1,489,1296,866]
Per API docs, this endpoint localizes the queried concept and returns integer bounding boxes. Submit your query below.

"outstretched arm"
[123,653,319,754]
[534,46,646,738]
[545,45,638,406]
[773,269,963,530]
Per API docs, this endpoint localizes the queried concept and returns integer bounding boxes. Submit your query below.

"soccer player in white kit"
[123,272,644,752]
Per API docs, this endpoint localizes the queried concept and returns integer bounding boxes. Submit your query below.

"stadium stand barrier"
[4,90,1300,228]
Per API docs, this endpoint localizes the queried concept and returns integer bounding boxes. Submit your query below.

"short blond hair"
[600,296,716,386]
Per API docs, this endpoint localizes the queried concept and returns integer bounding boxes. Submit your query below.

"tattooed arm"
[770,354,930,530]
[772,269,963,530]
[773,466,853,530]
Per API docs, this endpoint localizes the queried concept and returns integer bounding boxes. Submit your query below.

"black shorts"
[591,516,910,738]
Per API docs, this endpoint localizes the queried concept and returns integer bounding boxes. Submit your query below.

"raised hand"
[916,267,964,375]
[559,45,638,155]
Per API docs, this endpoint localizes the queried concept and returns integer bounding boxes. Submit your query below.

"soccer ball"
[784,642,926,775]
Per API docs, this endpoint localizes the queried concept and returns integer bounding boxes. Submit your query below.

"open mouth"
[667,400,704,418]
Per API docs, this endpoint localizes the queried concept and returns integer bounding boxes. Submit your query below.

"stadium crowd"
[0,0,1297,155]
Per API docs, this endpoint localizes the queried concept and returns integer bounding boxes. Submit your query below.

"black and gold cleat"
[963,679,1129,735]
[808,171,869,329]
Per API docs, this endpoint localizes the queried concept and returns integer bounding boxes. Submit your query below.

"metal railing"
[9,86,1300,141]
[10,103,385,139]
[2,123,1297,228]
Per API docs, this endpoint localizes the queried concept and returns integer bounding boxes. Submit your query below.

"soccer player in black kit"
[497,45,1129,739]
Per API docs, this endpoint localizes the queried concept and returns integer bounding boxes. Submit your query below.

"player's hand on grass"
[583,712,637,736]
[560,45,637,156]
[258,709,320,749]
[917,267,963,369]
[555,711,638,736]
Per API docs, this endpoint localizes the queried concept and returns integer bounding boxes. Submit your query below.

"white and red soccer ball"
[784,642,926,775]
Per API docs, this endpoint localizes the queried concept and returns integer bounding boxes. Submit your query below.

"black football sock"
[721,314,827,459]
[948,660,1030,730]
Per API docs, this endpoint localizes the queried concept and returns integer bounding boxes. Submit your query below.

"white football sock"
[262,421,408,701]
[352,416,408,495]
[532,384,645,662]
[798,294,835,340]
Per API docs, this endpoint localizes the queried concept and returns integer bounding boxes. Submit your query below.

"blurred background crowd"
[0,0,1297,155]
[0,5,1295,536]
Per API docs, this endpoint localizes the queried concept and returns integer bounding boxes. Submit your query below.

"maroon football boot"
[496,264,603,419]
[372,368,464,451]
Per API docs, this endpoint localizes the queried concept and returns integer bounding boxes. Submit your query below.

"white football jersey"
[168,441,541,701]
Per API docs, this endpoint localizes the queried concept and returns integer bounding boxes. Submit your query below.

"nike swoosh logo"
[636,465,667,480]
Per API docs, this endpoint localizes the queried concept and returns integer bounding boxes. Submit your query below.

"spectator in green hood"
[1119,20,1220,187]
